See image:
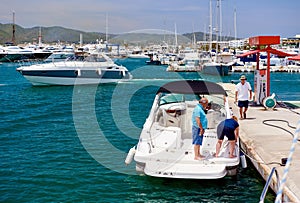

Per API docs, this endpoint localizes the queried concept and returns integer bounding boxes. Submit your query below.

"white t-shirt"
[236,82,252,101]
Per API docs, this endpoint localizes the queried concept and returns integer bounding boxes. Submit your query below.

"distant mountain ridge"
[0,23,110,45]
[0,23,235,45]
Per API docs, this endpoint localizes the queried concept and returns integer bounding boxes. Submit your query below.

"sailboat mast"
[79,33,83,47]
[234,7,237,41]
[203,24,206,42]
[38,27,42,47]
[219,0,222,42]
[192,23,196,48]
[209,0,212,52]
[215,0,219,55]
[12,11,16,45]
[105,13,108,43]
[174,23,178,53]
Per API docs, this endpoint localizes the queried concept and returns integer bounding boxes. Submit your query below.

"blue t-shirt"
[218,118,239,131]
[192,104,207,129]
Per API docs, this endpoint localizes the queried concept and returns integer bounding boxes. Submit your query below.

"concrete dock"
[222,83,300,202]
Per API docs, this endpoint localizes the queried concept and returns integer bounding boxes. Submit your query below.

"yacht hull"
[22,75,130,86]
[202,64,230,76]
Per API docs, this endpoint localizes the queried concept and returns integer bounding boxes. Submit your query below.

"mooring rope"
[275,119,300,203]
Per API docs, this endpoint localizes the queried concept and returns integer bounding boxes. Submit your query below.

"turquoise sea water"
[1,59,299,202]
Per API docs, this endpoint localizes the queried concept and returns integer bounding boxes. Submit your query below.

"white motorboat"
[202,61,230,76]
[127,50,150,59]
[0,46,51,62]
[167,52,201,72]
[17,53,132,86]
[125,80,241,179]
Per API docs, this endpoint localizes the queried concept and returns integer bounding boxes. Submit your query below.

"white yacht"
[125,80,240,179]
[202,61,230,76]
[127,50,150,59]
[17,53,132,86]
[0,46,51,62]
[167,52,201,72]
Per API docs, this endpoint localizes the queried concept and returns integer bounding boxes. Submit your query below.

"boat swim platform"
[221,83,300,202]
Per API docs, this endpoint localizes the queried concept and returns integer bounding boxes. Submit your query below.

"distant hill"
[0,23,111,44]
[109,32,191,46]
[0,23,236,45]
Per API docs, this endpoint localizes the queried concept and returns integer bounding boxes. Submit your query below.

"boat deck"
[221,83,300,202]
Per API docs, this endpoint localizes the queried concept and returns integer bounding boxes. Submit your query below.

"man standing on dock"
[235,75,252,119]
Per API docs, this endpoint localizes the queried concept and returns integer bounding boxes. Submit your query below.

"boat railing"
[17,59,44,66]
[259,167,280,203]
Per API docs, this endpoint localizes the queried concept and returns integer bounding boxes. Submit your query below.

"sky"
[1,0,299,39]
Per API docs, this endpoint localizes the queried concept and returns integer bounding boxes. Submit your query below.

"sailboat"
[201,0,229,76]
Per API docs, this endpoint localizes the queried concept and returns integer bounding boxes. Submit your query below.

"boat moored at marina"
[125,80,240,179]
[202,61,230,76]
[16,53,132,86]
[0,46,51,62]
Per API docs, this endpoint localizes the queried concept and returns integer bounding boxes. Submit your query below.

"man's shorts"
[192,125,203,145]
[238,100,249,108]
[217,126,235,141]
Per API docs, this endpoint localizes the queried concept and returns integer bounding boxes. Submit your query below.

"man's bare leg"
[239,107,243,119]
[194,145,201,160]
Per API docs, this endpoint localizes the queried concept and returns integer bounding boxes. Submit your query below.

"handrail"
[275,120,300,203]
[259,167,279,203]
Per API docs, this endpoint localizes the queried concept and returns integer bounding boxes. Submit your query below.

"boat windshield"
[84,54,108,62]
[159,93,225,111]
[159,93,185,105]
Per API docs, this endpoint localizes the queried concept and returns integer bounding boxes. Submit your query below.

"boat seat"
[206,110,223,129]
[161,109,180,127]
[181,105,195,139]
[201,129,218,157]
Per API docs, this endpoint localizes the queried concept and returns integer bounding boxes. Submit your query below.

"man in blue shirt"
[192,97,208,160]
[215,116,239,158]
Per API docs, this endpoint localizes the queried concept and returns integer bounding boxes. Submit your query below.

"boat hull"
[0,52,52,62]
[202,64,230,76]
[22,75,131,86]
[17,66,132,86]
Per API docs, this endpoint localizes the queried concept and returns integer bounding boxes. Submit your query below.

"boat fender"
[75,69,81,77]
[96,68,102,75]
[125,146,136,165]
[122,70,126,77]
[240,153,247,168]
